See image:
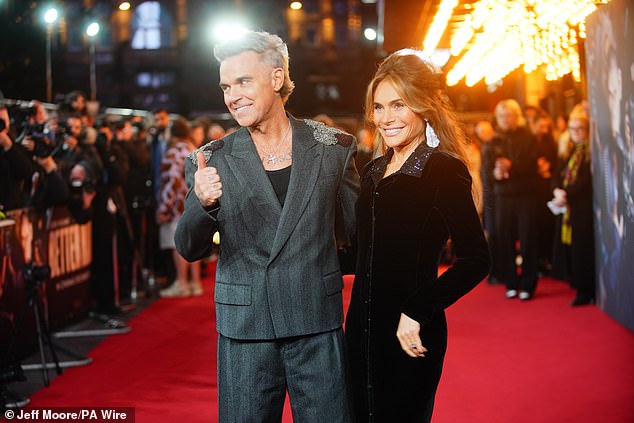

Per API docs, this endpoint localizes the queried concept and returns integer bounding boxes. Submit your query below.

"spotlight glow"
[211,20,249,42]
[119,2,131,11]
[290,2,302,10]
[363,27,377,41]
[44,8,58,24]
[86,22,100,37]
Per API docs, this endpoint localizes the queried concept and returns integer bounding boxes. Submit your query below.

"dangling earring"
[425,121,440,148]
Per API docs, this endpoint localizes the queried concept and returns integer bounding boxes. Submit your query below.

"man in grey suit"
[175,31,359,422]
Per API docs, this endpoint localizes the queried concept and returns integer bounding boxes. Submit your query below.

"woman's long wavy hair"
[364,50,469,165]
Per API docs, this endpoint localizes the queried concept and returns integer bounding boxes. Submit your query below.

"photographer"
[12,101,68,210]
[116,119,151,295]
[15,101,56,159]
[0,104,33,211]
[53,114,103,181]
[28,154,69,210]
[91,120,131,312]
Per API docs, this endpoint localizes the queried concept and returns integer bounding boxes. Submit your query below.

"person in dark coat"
[345,49,490,423]
[484,99,539,300]
[0,106,32,211]
[551,110,596,306]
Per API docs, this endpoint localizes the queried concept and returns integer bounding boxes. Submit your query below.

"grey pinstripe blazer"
[175,116,360,340]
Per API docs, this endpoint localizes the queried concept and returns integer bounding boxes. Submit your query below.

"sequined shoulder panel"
[369,143,435,185]
[400,145,434,177]
[304,119,353,147]
[187,139,225,168]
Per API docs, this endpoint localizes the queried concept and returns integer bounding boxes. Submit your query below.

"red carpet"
[19,270,634,422]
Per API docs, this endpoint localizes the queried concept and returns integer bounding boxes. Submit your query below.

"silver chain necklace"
[254,121,292,165]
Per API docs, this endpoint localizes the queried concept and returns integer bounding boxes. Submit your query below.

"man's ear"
[272,68,284,93]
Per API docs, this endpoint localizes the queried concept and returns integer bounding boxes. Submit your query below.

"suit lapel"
[224,128,282,229]
[269,118,323,262]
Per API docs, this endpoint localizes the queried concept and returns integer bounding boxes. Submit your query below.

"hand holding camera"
[70,163,97,210]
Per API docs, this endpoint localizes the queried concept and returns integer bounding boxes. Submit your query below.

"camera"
[0,364,26,384]
[68,176,97,210]
[70,178,96,194]
[23,262,51,289]
[22,122,56,158]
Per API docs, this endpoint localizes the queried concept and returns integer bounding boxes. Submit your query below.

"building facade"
[45,0,379,119]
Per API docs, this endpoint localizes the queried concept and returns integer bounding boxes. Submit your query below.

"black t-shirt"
[266,165,291,206]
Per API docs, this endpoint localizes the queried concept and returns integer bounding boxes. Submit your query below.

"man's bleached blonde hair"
[214,31,295,104]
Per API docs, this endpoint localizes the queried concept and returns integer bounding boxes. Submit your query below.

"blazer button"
[374,191,380,198]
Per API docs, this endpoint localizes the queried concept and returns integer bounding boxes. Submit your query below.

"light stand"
[43,8,58,103]
[86,22,100,102]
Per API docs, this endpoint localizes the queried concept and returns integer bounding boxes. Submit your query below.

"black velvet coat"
[345,143,490,422]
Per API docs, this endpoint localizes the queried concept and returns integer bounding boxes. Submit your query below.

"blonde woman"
[551,110,595,306]
[345,49,490,423]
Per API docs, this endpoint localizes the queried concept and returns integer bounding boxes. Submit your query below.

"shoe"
[487,276,501,285]
[505,289,518,299]
[190,281,203,297]
[571,294,595,307]
[519,291,532,301]
[1,388,30,409]
[94,304,123,315]
[159,282,191,298]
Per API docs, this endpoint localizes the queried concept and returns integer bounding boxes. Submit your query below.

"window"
[131,1,171,49]
[136,72,175,88]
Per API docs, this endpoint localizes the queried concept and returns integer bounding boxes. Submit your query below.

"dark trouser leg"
[517,195,538,293]
[284,329,353,423]
[495,196,519,290]
[217,335,286,423]
[218,330,352,423]
[570,225,596,298]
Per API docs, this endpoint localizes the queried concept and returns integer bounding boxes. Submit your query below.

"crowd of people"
[0,91,229,314]
[1,28,598,422]
[470,98,595,307]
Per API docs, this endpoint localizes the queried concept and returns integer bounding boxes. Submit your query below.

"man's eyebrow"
[219,75,251,88]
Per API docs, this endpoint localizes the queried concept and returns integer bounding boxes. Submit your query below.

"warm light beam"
[440,0,608,86]
[422,0,458,56]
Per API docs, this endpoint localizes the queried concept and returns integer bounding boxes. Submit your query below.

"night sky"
[0,1,49,101]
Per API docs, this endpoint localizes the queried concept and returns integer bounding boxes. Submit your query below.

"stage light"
[86,22,100,38]
[119,2,131,11]
[210,19,249,43]
[290,2,302,10]
[44,7,58,24]
[364,27,377,41]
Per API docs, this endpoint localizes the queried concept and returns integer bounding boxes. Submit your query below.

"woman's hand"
[552,187,567,207]
[396,313,427,358]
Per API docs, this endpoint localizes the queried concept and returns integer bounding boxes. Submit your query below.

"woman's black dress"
[346,143,490,422]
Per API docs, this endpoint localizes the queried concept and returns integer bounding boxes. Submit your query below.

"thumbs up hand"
[194,151,222,207]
